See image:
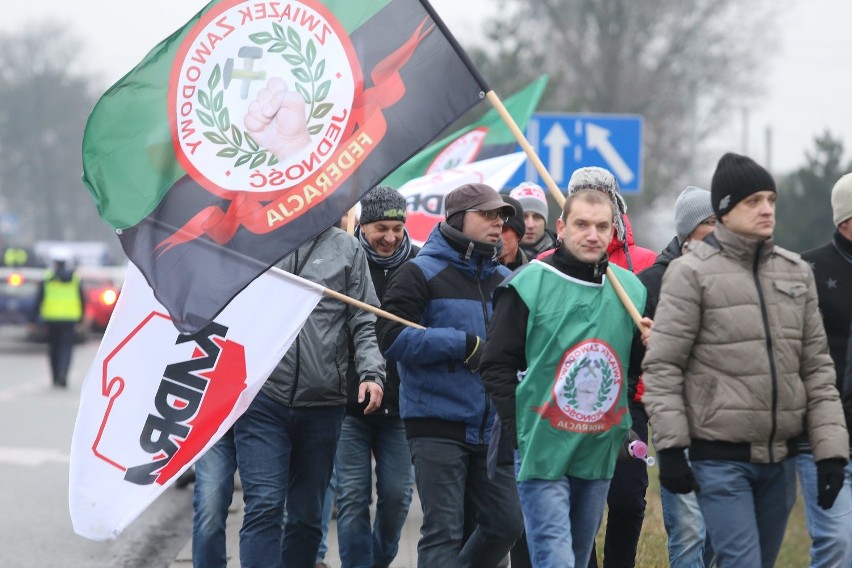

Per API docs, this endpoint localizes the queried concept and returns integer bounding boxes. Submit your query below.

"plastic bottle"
[627,440,656,466]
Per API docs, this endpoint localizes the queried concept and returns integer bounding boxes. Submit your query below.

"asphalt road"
[0,327,193,568]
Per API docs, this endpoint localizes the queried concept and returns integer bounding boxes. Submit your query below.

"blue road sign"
[506,113,644,193]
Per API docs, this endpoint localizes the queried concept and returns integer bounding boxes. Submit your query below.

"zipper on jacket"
[753,242,778,462]
[476,260,491,444]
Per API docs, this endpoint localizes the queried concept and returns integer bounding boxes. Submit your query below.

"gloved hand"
[816,458,847,510]
[657,448,700,494]
[464,334,484,372]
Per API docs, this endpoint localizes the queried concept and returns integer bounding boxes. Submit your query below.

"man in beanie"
[334,185,419,568]
[643,152,848,567]
[557,166,655,568]
[499,195,528,270]
[510,182,557,259]
[480,188,651,568]
[636,186,717,568]
[376,183,524,567]
[796,172,852,567]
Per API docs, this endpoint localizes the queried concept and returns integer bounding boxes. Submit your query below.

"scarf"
[359,225,413,269]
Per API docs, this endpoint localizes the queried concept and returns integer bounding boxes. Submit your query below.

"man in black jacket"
[797,172,852,567]
[336,185,419,568]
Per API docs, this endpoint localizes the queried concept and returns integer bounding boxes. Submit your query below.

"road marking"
[0,447,69,466]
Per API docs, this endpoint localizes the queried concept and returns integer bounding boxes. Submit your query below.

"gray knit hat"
[831,173,852,226]
[566,166,627,241]
[359,185,406,225]
[509,182,549,220]
[675,186,714,246]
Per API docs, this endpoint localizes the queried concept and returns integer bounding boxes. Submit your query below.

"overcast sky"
[2,0,850,176]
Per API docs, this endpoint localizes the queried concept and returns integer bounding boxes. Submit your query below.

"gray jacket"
[263,227,385,407]
[643,222,848,464]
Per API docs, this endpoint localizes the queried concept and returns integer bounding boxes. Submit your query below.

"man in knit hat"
[509,182,557,259]
[499,195,528,270]
[643,153,849,567]
[796,172,852,567]
[636,186,716,568]
[332,185,419,568]
[562,166,655,568]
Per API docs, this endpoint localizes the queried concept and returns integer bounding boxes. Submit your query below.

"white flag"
[69,262,323,540]
[399,152,527,245]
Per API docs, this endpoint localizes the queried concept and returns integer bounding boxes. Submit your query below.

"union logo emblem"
[425,127,488,174]
[168,0,360,198]
[534,339,626,433]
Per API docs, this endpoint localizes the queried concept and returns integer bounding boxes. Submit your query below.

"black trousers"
[46,321,76,386]
[589,403,649,568]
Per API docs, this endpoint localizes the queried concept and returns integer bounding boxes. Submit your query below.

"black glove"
[816,458,847,510]
[657,448,700,494]
[464,334,484,372]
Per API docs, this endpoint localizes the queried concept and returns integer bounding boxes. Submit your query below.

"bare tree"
[0,22,109,244]
[470,0,783,209]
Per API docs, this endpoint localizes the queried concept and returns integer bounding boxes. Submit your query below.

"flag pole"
[419,0,644,332]
[268,267,425,330]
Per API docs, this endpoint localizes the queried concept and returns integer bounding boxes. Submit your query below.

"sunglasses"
[467,209,508,222]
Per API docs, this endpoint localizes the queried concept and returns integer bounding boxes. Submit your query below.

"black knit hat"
[359,185,406,225]
[502,195,525,239]
[711,153,776,218]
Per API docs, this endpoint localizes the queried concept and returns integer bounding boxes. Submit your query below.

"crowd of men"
[188,153,852,568]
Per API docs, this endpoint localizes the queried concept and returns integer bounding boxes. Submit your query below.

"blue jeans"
[797,453,852,568]
[516,456,610,568]
[192,429,237,568]
[408,436,524,568]
[335,415,414,568]
[692,459,797,568]
[316,469,337,563]
[234,390,345,568]
[660,487,714,568]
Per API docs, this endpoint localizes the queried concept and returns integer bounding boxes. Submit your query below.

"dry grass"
[594,465,811,567]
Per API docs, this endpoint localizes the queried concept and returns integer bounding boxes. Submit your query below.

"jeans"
[692,459,796,568]
[234,390,345,568]
[192,429,237,568]
[46,321,76,385]
[408,436,524,568]
[516,455,611,568]
[316,469,337,563]
[660,487,714,568]
[335,415,414,568]
[796,453,852,568]
[590,403,649,568]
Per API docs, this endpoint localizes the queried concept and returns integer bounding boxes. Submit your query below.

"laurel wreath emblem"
[562,355,614,412]
[593,359,614,411]
[562,356,584,407]
[196,64,277,169]
[195,22,334,170]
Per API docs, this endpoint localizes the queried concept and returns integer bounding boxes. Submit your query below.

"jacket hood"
[419,223,503,278]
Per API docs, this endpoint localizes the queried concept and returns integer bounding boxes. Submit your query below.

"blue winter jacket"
[376,223,510,445]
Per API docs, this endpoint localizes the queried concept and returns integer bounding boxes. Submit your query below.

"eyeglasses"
[467,209,508,222]
[700,217,717,226]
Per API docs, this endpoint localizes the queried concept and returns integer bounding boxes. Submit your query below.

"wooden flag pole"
[484,90,647,333]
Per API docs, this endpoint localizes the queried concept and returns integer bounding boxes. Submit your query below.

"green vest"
[510,261,647,481]
[40,271,83,322]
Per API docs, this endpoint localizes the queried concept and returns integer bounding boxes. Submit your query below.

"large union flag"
[82,0,484,333]
[381,75,547,187]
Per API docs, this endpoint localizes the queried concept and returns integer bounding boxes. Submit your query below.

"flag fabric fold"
[82,0,485,333]
[69,262,323,540]
[399,152,527,244]
[381,75,547,188]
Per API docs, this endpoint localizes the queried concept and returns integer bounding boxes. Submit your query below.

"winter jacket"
[643,222,848,464]
[263,227,385,408]
[345,243,420,419]
[802,231,852,439]
[376,223,510,445]
[607,214,656,273]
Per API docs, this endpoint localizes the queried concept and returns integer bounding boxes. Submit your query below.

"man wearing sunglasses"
[377,183,524,568]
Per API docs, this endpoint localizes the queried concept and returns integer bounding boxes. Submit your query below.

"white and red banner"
[399,152,527,245]
[69,263,323,540]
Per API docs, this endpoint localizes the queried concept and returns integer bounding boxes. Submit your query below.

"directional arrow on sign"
[542,122,570,183]
[586,123,635,184]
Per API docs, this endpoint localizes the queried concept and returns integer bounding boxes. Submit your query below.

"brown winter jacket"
[643,222,848,464]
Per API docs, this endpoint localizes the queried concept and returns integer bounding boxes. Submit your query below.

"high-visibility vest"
[40,271,83,322]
